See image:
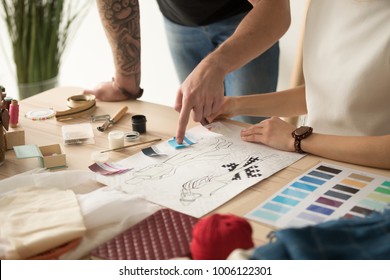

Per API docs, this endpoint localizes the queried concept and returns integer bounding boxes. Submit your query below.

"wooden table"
[1,87,390,247]
[1,87,186,177]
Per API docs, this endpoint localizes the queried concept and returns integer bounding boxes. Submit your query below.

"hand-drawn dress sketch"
[96,122,304,217]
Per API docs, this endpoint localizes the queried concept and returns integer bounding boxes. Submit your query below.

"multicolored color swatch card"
[246,162,390,228]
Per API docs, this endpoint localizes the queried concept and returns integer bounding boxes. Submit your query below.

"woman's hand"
[206,96,236,123]
[240,116,296,152]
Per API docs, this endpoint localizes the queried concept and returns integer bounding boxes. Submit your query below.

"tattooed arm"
[84,0,142,101]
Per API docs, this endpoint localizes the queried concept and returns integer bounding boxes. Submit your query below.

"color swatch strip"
[246,162,390,228]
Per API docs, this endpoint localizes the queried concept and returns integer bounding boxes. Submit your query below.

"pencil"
[100,138,162,153]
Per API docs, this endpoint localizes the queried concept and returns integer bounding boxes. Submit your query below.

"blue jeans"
[163,12,279,124]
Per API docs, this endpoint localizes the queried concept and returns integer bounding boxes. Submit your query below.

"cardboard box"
[5,126,25,150]
[13,144,66,169]
[39,144,67,169]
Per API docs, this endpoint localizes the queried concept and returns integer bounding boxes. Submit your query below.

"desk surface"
[2,87,390,246]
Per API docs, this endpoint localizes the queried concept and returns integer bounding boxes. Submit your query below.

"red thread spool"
[9,99,19,128]
[190,213,254,260]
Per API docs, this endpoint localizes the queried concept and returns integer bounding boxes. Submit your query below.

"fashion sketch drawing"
[96,122,304,217]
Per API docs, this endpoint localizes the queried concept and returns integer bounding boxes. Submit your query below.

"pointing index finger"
[176,102,192,144]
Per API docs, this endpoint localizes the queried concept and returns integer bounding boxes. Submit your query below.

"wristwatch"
[291,126,313,154]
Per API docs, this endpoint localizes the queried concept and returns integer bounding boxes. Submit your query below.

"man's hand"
[83,81,127,102]
[83,80,140,102]
[175,60,226,143]
[174,0,291,144]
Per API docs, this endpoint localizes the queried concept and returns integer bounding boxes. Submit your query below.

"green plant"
[1,0,90,93]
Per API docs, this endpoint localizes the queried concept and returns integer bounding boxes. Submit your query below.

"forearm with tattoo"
[97,0,141,87]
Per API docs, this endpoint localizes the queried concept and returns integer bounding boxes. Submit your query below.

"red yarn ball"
[190,213,254,260]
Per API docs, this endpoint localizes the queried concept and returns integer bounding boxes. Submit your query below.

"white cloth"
[61,186,161,260]
[304,0,390,136]
[0,187,86,259]
[0,169,161,260]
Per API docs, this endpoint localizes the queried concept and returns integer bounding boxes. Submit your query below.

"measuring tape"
[55,94,96,121]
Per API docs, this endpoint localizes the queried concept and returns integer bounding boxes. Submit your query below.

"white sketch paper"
[96,122,305,218]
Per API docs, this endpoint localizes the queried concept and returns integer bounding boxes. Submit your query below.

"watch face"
[295,126,311,136]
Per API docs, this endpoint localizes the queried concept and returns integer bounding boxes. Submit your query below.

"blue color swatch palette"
[246,162,390,228]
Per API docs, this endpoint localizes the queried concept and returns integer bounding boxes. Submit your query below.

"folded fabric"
[61,186,161,260]
[0,169,161,260]
[0,169,98,195]
[251,208,390,260]
[0,187,86,259]
[90,208,198,260]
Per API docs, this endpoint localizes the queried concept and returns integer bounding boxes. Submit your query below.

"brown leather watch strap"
[292,126,313,154]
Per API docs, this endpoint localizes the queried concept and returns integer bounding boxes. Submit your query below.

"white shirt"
[303,0,390,136]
